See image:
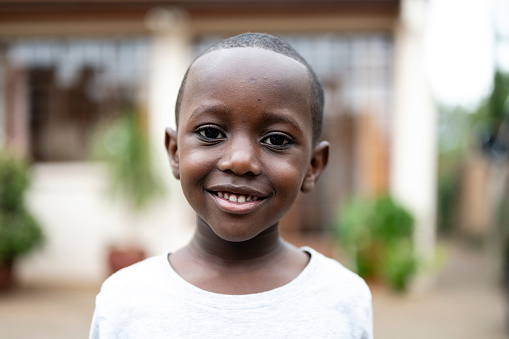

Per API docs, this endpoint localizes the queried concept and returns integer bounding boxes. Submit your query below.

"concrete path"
[0,240,506,338]
[0,285,98,339]
[374,240,507,339]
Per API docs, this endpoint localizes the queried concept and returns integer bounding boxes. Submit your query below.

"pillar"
[391,0,437,261]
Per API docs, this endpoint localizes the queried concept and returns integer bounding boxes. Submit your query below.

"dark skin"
[165,47,329,295]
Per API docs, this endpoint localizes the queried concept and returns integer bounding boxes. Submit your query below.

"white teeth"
[216,191,260,203]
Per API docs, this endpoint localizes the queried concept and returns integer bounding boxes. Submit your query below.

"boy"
[90,33,372,338]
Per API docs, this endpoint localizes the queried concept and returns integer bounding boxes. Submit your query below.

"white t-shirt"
[90,247,373,339]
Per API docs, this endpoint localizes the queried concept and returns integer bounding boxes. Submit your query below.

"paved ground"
[373,240,507,339]
[0,285,98,339]
[0,239,507,338]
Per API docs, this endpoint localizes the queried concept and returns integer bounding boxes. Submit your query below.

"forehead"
[189,47,310,87]
[180,47,313,126]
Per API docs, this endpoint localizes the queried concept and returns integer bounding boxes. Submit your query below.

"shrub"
[0,151,43,264]
[91,109,163,212]
[335,195,417,291]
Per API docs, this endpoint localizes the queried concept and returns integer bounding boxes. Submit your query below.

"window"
[3,37,150,161]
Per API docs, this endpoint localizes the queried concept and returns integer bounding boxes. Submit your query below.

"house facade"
[0,0,436,286]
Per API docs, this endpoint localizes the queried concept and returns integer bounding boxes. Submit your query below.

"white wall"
[17,10,196,287]
[19,163,194,286]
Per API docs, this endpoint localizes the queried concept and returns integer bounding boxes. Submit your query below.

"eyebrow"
[189,104,231,120]
[259,110,303,132]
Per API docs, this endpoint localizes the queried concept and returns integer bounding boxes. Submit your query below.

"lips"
[206,186,268,214]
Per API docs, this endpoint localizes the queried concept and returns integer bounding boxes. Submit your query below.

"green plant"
[91,108,163,212]
[91,108,165,272]
[0,151,43,264]
[335,195,417,291]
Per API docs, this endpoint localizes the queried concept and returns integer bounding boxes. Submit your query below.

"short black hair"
[175,32,324,144]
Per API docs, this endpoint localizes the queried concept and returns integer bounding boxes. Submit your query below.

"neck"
[188,217,285,265]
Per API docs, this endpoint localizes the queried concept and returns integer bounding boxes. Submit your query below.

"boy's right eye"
[198,127,225,140]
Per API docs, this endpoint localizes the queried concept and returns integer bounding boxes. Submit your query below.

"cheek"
[179,136,214,170]
[181,149,211,170]
[178,144,215,190]
[269,158,307,196]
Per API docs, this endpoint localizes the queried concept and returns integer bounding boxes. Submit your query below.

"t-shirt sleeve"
[89,285,117,338]
[89,294,102,339]
[361,298,374,339]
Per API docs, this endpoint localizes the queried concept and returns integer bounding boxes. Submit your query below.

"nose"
[218,135,261,176]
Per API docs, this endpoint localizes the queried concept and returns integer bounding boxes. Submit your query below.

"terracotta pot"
[107,246,146,275]
[0,259,14,290]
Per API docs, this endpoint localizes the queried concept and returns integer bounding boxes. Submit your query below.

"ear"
[165,127,180,180]
[301,141,330,193]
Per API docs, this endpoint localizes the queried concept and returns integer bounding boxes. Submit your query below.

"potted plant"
[0,150,44,289]
[334,195,417,291]
[91,107,163,274]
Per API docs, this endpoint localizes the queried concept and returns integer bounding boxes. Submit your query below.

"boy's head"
[165,33,329,242]
[175,33,324,145]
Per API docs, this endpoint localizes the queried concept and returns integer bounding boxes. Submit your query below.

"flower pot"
[0,259,14,290]
[107,246,146,275]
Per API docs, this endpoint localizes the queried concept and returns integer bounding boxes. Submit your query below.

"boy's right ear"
[164,128,180,180]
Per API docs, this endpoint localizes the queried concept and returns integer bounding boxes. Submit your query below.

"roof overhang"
[0,0,400,22]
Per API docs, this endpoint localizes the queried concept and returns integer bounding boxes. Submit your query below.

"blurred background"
[0,0,508,338]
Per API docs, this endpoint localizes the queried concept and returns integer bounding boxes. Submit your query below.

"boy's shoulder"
[303,247,371,299]
[99,252,169,296]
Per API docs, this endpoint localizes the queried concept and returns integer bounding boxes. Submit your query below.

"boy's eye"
[198,127,225,139]
[262,134,292,146]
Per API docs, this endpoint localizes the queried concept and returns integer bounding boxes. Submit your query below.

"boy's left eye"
[262,134,292,146]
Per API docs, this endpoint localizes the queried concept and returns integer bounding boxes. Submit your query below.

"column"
[143,7,196,253]
[391,0,438,261]
[145,6,191,175]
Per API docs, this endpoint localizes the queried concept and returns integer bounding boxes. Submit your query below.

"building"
[0,0,436,286]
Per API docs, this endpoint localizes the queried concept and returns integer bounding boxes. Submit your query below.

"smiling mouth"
[210,191,263,203]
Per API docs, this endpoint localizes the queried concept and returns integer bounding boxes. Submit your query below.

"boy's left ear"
[301,141,330,193]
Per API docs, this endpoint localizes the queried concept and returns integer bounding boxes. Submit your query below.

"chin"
[211,225,263,243]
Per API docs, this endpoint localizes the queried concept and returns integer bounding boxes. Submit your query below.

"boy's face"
[166,47,328,242]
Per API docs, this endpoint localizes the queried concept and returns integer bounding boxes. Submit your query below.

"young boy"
[90,33,373,338]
